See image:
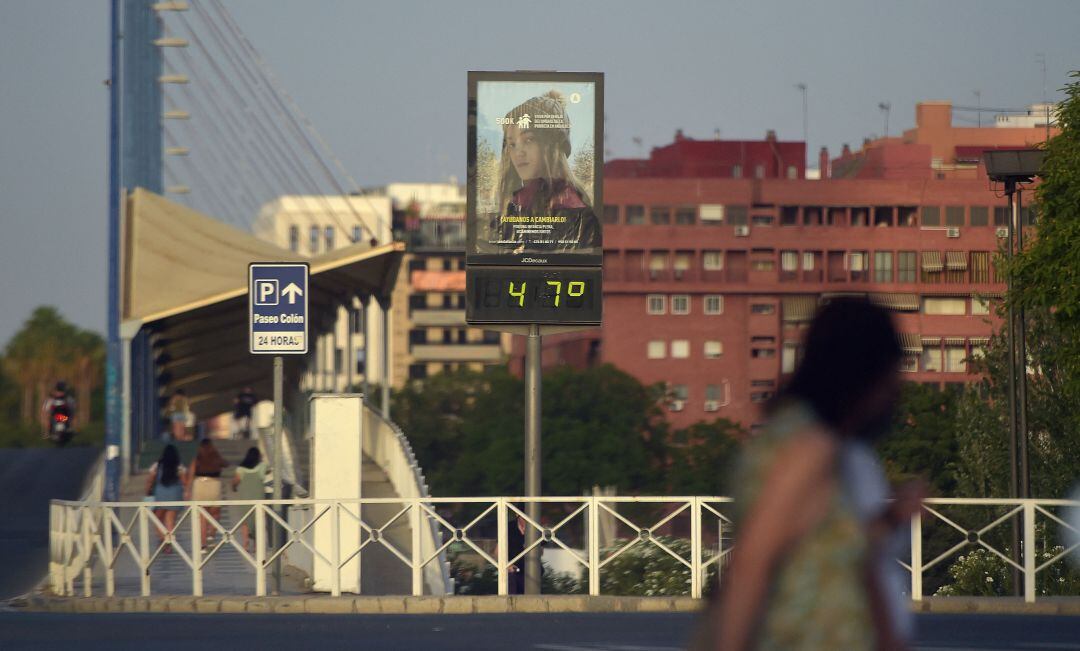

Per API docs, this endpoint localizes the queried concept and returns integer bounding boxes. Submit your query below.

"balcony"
[410,343,503,363]
[410,309,466,327]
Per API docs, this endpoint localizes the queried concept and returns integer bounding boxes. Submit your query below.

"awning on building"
[870,293,919,311]
[943,337,967,346]
[781,296,819,322]
[945,251,968,270]
[122,189,404,417]
[898,333,923,352]
[970,337,991,346]
[921,251,943,272]
[921,336,942,347]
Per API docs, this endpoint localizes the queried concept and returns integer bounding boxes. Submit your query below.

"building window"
[603,205,619,224]
[700,204,724,225]
[970,252,990,283]
[731,164,742,179]
[705,382,730,408]
[898,206,918,226]
[649,252,668,278]
[309,226,320,253]
[750,391,773,403]
[727,206,749,226]
[922,347,942,372]
[751,347,776,358]
[704,340,723,358]
[408,329,427,344]
[324,226,335,250]
[994,206,1009,227]
[442,258,453,271]
[702,251,724,270]
[671,384,689,406]
[442,294,454,308]
[873,251,893,283]
[288,225,299,252]
[751,258,775,272]
[442,330,453,344]
[873,206,893,227]
[675,207,696,225]
[704,295,724,315]
[922,206,941,227]
[647,340,666,359]
[923,297,966,315]
[333,347,343,374]
[780,207,799,226]
[673,253,691,278]
[782,343,798,373]
[969,206,989,227]
[802,252,815,271]
[482,330,500,344]
[647,295,666,315]
[352,225,362,243]
[754,164,766,179]
[945,206,965,227]
[671,295,690,315]
[921,252,943,284]
[900,354,918,373]
[972,296,990,315]
[786,165,798,179]
[671,340,690,358]
[650,206,671,225]
[781,249,799,269]
[408,363,426,380]
[945,346,967,373]
[752,214,774,226]
[750,303,775,315]
[898,251,917,283]
[625,205,645,225]
[848,251,867,272]
[350,309,362,334]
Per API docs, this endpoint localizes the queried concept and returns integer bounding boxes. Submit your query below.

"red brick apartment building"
[513,101,1053,430]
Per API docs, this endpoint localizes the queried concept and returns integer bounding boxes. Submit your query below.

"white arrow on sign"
[281,282,304,304]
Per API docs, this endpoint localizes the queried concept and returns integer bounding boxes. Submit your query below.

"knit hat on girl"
[502,90,572,157]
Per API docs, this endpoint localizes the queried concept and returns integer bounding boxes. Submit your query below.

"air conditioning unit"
[946,227,960,238]
[996,227,1009,238]
[649,269,661,280]
[734,225,750,237]
[669,400,685,412]
[673,269,684,280]
[704,401,720,412]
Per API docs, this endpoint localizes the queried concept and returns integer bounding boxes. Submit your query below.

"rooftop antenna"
[795,83,808,147]
[878,101,891,138]
[974,90,982,127]
[1036,53,1049,141]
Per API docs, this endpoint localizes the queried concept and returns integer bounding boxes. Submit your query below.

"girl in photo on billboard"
[493,90,600,252]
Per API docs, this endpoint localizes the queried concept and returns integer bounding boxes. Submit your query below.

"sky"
[1,0,1079,344]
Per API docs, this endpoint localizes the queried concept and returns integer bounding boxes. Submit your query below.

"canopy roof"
[123,189,403,416]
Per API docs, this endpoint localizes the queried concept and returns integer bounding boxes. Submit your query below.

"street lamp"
[984,148,1043,501]
[984,148,1044,596]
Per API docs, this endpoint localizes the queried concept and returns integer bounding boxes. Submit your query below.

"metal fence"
[49,496,1078,602]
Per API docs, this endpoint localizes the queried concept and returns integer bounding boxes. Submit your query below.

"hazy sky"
[1,0,1079,344]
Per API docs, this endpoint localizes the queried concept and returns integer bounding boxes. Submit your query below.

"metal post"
[587,496,599,596]
[1005,182,1022,595]
[346,303,356,392]
[690,497,702,599]
[272,355,283,594]
[361,297,370,405]
[524,324,542,594]
[1015,189,1030,500]
[910,510,922,601]
[381,298,391,419]
[104,0,122,503]
[1023,500,1036,603]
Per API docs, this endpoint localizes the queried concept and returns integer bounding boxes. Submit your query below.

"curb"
[18,594,702,615]
[14,594,1080,616]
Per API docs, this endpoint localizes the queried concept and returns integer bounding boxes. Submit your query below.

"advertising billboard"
[467,71,604,267]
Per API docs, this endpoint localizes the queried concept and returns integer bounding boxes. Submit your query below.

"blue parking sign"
[249,263,309,354]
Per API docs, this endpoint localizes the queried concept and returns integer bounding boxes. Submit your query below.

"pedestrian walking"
[145,444,187,552]
[697,297,913,651]
[167,389,191,441]
[233,386,257,439]
[230,447,268,552]
[186,438,230,549]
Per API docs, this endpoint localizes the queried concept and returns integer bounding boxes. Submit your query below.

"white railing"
[49,497,1078,602]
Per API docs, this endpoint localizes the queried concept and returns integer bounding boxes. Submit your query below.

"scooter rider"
[41,381,76,443]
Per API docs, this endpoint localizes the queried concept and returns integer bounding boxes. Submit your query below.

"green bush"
[936,546,1080,596]
[600,535,718,597]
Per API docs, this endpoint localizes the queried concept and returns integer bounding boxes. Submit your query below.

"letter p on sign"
[255,279,279,306]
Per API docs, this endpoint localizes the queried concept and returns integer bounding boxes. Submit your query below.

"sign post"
[466,71,604,594]
[249,262,309,594]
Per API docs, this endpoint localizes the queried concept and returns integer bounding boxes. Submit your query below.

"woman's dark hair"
[771,297,902,432]
[158,444,181,487]
[195,438,228,473]
[240,447,261,469]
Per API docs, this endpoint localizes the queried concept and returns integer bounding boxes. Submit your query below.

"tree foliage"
[1,306,105,446]
[392,364,744,497]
